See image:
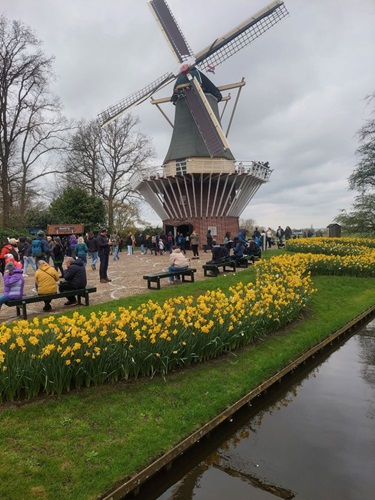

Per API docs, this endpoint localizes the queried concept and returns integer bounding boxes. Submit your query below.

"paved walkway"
[1,249,237,323]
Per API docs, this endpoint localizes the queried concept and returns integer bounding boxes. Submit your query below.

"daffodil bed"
[1,237,374,403]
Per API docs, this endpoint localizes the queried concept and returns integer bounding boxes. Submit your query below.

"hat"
[37,230,45,236]
[8,238,18,245]
[100,228,107,233]
[5,262,14,272]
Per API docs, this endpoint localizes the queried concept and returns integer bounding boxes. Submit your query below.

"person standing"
[34,259,59,312]
[0,238,20,275]
[177,233,186,254]
[68,234,78,258]
[30,231,51,265]
[96,228,112,283]
[46,236,54,264]
[75,236,88,266]
[52,237,65,278]
[138,234,145,255]
[266,227,273,248]
[86,233,99,270]
[276,226,285,245]
[21,238,37,277]
[126,232,133,255]
[223,231,232,251]
[205,229,213,253]
[111,234,120,260]
[190,230,200,259]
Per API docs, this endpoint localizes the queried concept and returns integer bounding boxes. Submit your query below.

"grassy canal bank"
[1,271,374,499]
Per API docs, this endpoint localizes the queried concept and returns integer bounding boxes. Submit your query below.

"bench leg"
[147,279,160,290]
[77,295,82,305]
[84,292,89,306]
[181,272,195,283]
[21,304,27,320]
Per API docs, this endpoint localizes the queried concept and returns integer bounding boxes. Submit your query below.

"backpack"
[31,239,44,257]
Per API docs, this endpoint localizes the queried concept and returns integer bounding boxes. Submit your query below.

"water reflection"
[159,323,375,500]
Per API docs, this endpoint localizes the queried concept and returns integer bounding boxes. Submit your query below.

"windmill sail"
[98,72,175,126]
[184,77,229,157]
[149,0,194,62]
[195,0,288,69]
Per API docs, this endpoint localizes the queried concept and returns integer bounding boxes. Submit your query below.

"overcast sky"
[3,0,375,230]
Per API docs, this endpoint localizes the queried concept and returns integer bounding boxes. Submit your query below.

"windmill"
[98,0,289,241]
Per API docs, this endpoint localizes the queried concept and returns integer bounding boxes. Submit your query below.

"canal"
[138,319,375,499]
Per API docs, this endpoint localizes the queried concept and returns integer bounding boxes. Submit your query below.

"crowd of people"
[0,229,110,313]
[0,224,296,313]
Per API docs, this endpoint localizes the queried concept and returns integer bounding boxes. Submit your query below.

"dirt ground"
[1,248,252,324]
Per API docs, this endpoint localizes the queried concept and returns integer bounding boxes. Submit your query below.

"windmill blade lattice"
[195,0,288,70]
[149,0,194,63]
[184,77,229,157]
[98,71,175,126]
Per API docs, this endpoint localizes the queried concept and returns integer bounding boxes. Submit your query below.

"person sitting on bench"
[168,246,190,283]
[207,240,230,265]
[232,237,245,261]
[35,259,60,312]
[0,262,24,310]
[59,256,87,305]
[245,237,261,258]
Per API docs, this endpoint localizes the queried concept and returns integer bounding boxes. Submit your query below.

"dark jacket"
[62,259,87,289]
[96,234,110,255]
[210,245,229,263]
[53,243,65,262]
[86,236,98,252]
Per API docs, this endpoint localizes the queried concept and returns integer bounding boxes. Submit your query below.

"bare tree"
[0,15,70,228]
[112,199,148,232]
[65,115,155,228]
[64,119,100,196]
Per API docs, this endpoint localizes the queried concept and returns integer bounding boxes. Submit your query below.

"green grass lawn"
[0,272,374,499]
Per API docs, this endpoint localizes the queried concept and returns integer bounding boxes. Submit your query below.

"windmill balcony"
[132,160,272,186]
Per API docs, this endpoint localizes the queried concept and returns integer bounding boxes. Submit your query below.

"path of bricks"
[1,249,254,323]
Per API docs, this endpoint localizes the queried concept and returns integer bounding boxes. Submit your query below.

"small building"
[47,224,84,236]
[327,223,341,238]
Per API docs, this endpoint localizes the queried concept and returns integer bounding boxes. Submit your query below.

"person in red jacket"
[0,238,20,275]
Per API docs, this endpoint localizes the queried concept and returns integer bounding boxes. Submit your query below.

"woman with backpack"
[30,231,51,264]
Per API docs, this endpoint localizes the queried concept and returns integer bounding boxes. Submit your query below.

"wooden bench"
[143,269,196,290]
[6,286,97,320]
[236,255,255,268]
[203,260,237,277]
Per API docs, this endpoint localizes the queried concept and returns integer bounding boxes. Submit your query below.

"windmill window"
[176,160,187,175]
